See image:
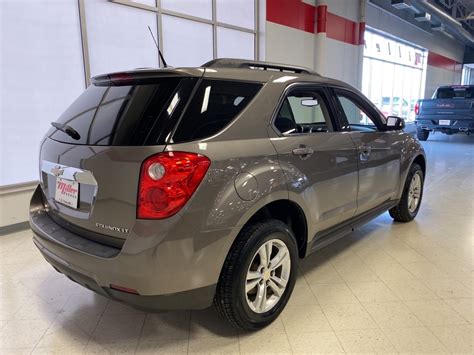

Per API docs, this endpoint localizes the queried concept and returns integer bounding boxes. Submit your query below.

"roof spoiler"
[202,58,319,75]
[90,68,195,86]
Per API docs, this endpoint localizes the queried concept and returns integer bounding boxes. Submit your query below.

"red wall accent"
[316,5,327,33]
[266,0,364,46]
[266,0,315,33]
[266,0,462,76]
[325,12,359,45]
[428,51,462,73]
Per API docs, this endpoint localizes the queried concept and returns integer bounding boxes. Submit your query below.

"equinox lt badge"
[96,222,129,234]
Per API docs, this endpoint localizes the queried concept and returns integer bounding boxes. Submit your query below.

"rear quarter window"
[47,77,195,146]
[171,79,262,143]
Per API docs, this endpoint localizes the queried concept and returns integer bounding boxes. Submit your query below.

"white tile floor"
[0,135,472,354]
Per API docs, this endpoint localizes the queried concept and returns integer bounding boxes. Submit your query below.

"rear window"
[171,79,262,143]
[48,77,196,146]
[436,87,474,99]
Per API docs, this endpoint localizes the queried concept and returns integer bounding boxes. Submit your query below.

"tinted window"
[436,87,474,99]
[172,80,262,143]
[48,78,195,146]
[275,90,333,134]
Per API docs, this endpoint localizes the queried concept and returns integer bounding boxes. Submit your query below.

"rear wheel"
[389,163,424,222]
[214,219,298,330]
[417,128,429,141]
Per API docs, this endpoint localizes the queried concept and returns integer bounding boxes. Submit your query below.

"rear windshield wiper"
[50,122,81,140]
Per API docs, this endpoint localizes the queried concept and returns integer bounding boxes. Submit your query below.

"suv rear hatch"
[39,71,200,241]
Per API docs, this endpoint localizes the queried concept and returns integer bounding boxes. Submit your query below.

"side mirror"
[386,116,405,131]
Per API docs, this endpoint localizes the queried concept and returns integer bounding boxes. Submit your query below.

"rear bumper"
[415,118,474,134]
[33,238,215,310]
[29,185,230,310]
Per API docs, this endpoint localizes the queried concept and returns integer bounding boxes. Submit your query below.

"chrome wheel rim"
[245,238,291,314]
[408,173,422,213]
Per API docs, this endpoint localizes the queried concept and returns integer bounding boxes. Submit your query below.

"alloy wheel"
[408,172,422,213]
[245,238,291,314]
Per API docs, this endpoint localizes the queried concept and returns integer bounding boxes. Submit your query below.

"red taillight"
[414,101,420,115]
[137,152,211,219]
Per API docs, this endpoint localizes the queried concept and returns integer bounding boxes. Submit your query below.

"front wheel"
[214,219,298,330]
[389,163,424,222]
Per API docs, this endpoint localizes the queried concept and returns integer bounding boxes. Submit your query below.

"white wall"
[314,36,361,87]
[0,1,86,230]
[425,65,461,98]
[0,0,86,187]
[0,186,33,229]
[265,0,364,88]
[85,0,160,76]
[266,22,315,69]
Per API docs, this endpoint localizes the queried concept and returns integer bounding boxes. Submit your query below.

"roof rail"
[202,58,319,75]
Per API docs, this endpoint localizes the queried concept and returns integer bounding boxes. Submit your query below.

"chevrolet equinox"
[30,59,426,330]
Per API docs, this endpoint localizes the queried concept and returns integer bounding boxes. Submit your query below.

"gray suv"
[30,59,426,330]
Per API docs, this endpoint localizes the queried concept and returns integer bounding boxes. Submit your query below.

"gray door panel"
[348,132,401,214]
[271,85,359,241]
[331,88,402,216]
[271,133,358,236]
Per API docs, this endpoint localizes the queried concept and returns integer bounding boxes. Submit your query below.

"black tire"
[389,163,424,222]
[214,219,298,330]
[417,128,429,141]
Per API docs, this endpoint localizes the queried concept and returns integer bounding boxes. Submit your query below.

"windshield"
[48,77,196,146]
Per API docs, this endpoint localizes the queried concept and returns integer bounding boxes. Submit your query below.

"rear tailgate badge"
[96,222,130,234]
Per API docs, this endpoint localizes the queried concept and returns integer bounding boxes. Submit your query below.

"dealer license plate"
[54,177,79,209]
[439,120,451,126]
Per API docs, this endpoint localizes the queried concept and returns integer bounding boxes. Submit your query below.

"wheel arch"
[412,154,426,177]
[234,199,308,259]
[397,152,426,200]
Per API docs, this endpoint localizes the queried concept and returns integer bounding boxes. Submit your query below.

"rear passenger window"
[172,80,262,143]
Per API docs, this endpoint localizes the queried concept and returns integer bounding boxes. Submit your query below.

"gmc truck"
[415,85,474,140]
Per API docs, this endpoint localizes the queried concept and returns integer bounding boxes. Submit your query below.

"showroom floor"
[0,134,472,354]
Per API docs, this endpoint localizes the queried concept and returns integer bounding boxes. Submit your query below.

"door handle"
[292,146,314,159]
[359,144,372,161]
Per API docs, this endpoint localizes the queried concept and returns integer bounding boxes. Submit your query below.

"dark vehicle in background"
[415,85,474,140]
[30,59,426,330]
